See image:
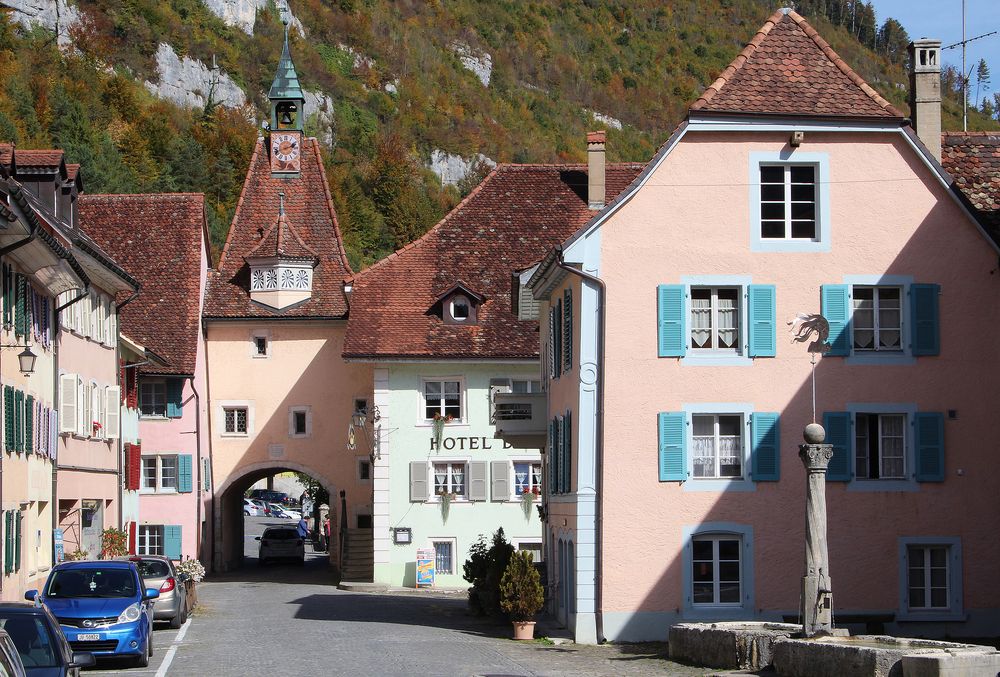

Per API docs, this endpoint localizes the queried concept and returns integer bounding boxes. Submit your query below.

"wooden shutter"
[555,417,564,493]
[747,285,777,357]
[657,285,686,357]
[548,420,557,495]
[518,284,539,321]
[915,412,945,482]
[1,264,9,327]
[546,309,555,380]
[821,285,851,356]
[563,410,573,493]
[823,412,852,481]
[177,454,193,493]
[910,283,940,356]
[3,386,12,452]
[163,525,182,560]
[409,461,428,502]
[658,412,686,481]
[468,461,488,501]
[166,378,184,418]
[13,274,24,338]
[24,395,33,453]
[105,386,120,439]
[751,412,780,481]
[563,288,573,372]
[3,512,11,574]
[128,443,142,491]
[14,511,21,572]
[59,374,76,434]
[128,522,137,555]
[490,460,510,501]
[14,390,22,453]
[554,298,563,376]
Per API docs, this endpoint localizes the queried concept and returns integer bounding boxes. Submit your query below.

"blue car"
[25,561,159,668]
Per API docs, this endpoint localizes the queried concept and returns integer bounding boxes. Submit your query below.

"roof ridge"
[216,137,265,271]
[81,192,205,199]
[310,137,354,276]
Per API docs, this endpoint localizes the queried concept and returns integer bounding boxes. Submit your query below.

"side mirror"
[23,590,37,601]
[69,652,96,668]
[144,588,160,600]
[255,536,261,541]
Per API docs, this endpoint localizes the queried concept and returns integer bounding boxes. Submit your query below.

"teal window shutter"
[563,410,572,493]
[166,379,184,418]
[823,412,852,481]
[910,284,940,356]
[658,412,686,481]
[178,454,193,493]
[563,288,573,372]
[657,285,686,357]
[821,285,851,356]
[915,412,945,482]
[747,285,777,357]
[751,412,780,481]
[163,525,182,560]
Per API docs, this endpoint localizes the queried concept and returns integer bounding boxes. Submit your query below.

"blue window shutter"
[163,526,182,560]
[910,284,940,356]
[751,412,780,481]
[658,412,686,481]
[657,285,686,357]
[823,412,852,481]
[166,378,184,418]
[178,454,193,493]
[747,285,777,357]
[821,285,851,356]
[563,288,573,372]
[563,410,572,493]
[915,412,945,482]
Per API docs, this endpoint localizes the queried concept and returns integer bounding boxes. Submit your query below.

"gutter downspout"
[556,252,606,643]
[190,376,203,564]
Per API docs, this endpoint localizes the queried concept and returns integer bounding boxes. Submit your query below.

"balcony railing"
[491,391,546,449]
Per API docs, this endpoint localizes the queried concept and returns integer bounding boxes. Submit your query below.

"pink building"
[82,194,211,564]
[525,10,1000,643]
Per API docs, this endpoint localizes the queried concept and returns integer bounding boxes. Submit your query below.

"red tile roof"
[15,149,65,168]
[245,199,318,261]
[0,143,12,168]
[343,163,644,360]
[691,8,902,118]
[942,131,1000,235]
[204,137,352,318]
[78,194,207,375]
[65,163,80,182]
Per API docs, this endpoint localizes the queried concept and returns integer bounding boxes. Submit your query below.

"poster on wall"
[53,528,64,563]
[416,548,435,588]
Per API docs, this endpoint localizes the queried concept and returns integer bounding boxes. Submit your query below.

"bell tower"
[268,7,305,176]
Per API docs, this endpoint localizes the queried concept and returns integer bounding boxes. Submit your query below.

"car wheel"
[136,640,150,668]
[148,629,154,657]
[169,604,183,629]
[244,509,250,516]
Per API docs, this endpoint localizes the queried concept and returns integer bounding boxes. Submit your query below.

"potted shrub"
[499,550,544,640]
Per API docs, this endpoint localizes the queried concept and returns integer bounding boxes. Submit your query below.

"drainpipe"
[189,376,205,565]
[556,251,607,643]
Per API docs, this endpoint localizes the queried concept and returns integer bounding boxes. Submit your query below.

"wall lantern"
[2,345,37,375]
[393,528,412,545]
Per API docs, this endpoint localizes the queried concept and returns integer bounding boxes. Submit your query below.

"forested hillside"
[0,0,995,268]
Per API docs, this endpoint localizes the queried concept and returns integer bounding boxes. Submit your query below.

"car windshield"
[45,569,137,598]
[0,616,59,668]
[262,529,298,540]
[135,560,171,579]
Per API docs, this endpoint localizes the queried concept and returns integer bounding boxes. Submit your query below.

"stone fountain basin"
[668,621,800,670]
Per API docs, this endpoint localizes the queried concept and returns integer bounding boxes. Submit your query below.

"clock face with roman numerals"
[270,132,301,173]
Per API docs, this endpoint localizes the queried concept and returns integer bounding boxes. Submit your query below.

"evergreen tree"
[976,59,991,110]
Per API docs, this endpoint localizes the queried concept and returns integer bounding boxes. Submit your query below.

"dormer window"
[435,282,483,326]
[450,295,471,322]
[245,193,318,311]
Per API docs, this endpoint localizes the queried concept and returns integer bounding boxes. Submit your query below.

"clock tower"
[268,11,305,176]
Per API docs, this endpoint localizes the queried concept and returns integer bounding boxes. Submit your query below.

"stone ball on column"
[803,423,826,444]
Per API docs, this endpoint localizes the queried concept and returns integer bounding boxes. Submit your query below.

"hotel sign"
[429,436,514,451]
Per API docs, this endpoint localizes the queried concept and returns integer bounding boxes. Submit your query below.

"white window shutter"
[490,460,510,501]
[59,374,77,434]
[95,385,104,438]
[468,461,488,501]
[409,461,428,502]
[105,386,120,439]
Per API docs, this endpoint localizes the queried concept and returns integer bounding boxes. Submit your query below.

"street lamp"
[2,344,37,375]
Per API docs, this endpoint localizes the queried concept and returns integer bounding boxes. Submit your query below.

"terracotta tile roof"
[245,196,318,261]
[78,193,207,375]
[691,8,902,118]
[343,163,644,360]
[0,144,12,168]
[65,163,80,181]
[15,149,65,168]
[942,131,1000,236]
[204,137,352,319]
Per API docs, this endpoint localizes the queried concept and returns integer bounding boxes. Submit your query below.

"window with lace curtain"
[692,414,743,479]
[852,286,902,352]
[690,287,740,352]
[856,413,906,480]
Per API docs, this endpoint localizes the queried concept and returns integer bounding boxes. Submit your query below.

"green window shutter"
[821,285,851,356]
[163,525,182,560]
[751,412,780,481]
[13,274,24,338]
[548,421,557,495]
[915,412,945,482]
[563,410,572,493]
[657,285,686,357]
[166,378,184,418]
[823,412,852,481]
[14,390,23,453]
[910,284,940,356]
[563,288,573,372]
[555,417,564,494]
[177,454,193,493]
[747,285,777,357]
[13,511,21,572]
[2,264,9,327]
[658,412,686,481]
[3,512,11,575]
[554,298,563,377]
[3,386,12,453]
[24,395,33,454]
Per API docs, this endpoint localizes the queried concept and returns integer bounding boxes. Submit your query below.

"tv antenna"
[943,1,998,131]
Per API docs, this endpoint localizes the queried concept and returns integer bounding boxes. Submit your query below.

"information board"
[416,548,435,587]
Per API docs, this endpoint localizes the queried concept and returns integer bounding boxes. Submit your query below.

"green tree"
[976,59,991,110]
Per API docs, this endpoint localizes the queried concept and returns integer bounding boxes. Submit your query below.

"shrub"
[462,527,514,617]
[499,550,544,621]
[100,528,128,559]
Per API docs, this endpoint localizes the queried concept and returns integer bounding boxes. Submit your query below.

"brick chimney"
[587,131,606,210]
[908,38,942,162]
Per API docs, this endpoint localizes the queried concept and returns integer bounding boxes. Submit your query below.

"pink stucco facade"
[540,129,1000,641]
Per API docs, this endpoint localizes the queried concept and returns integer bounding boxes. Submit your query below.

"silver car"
[256,526,304,565]
[121,557,188,629]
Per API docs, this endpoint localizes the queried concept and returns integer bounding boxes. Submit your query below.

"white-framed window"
[137,525,164,556]
[758,164,817,240]
[511,379,541,393]
[218,400,254,438]
[433,462,466,497]
[357,457,371,482]
[423,379,462,422]
[288,406,311,438]
[692,414,744,479]
[141,455,178,493]
[852,286,902,352]
[512,461,542,499]
[855,413,906,480]
[690,287,740,352]
[431,538,456,575]
[250,329,271,359]
[448,295,471,322]
[224,407,248,435]
[512,539,543,563]
[140,379,167,418]
[692,535,742,606]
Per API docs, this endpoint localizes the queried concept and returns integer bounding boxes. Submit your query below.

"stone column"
[799,423,834,637]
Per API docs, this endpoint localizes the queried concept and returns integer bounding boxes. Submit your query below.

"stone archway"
[213,460,341,573]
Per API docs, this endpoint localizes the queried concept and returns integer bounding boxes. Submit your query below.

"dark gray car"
[0,603,93,676]
[119,557,188,629]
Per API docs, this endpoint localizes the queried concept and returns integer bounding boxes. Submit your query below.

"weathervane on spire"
[278,0,291,30]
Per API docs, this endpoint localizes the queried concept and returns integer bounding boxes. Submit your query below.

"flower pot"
[512,620,536,640]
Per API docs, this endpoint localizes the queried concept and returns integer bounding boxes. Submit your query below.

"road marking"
[154,617,192,677]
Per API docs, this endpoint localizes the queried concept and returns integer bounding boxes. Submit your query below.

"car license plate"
[77,633,101,641]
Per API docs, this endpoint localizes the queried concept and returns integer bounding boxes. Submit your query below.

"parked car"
[243,499,259,516]
[118,556,188,629]
[280,508,302,521]
[268,504,293,519]
[248,490,290,505]
[0,602,94,676]
[249,499,271,516]
[0,629,27,677]
[26,561,159,668]
[256,526,304,565]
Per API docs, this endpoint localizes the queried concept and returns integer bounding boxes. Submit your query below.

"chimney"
[908,38,942,162]
[587,131,606,210]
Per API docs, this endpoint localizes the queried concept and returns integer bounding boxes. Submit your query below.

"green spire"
[268,25,304,102]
